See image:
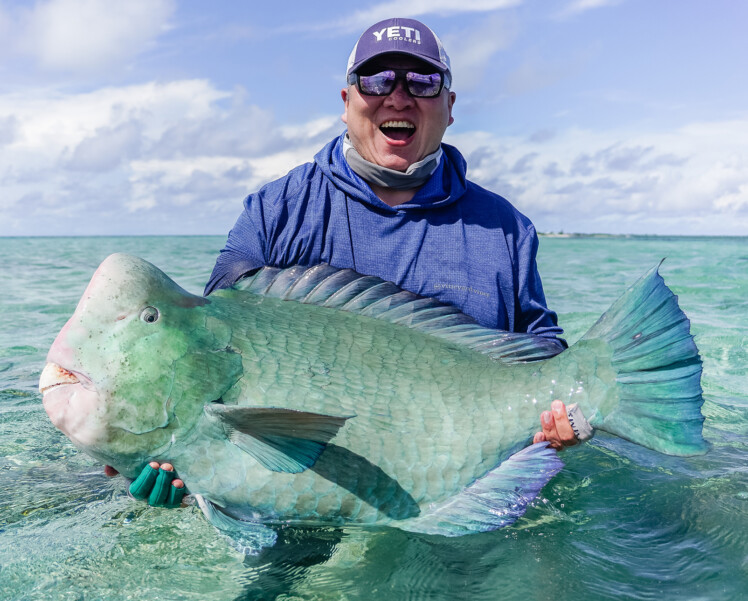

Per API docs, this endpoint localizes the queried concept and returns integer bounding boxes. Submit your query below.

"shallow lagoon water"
[1,235,746,600]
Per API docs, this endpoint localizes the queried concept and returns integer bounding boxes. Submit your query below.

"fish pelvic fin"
[195,494,277,554]
[577,261,708,456]
[205,405,351,473]
[398,442,563,536]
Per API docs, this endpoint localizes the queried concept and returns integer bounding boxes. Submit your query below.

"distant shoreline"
[0,233,746,240]
[538,233,748,239]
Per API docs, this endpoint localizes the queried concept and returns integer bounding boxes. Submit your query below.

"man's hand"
[533,400,578,450]
[105,461,186,508]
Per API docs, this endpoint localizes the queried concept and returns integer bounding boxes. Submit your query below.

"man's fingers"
[540,406,570,450]
[551,400,578,445]
[541,410,559,444]
[535,401,584,451]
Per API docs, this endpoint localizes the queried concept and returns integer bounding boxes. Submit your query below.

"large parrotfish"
[40,254,706,540]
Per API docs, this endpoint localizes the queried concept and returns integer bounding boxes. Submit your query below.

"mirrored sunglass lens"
[359,71,396,95]
[406,72,441,97]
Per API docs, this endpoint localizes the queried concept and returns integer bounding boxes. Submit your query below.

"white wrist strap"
[566,403,594,441]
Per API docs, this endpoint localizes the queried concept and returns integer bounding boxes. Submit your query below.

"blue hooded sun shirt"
[205,133,566,348]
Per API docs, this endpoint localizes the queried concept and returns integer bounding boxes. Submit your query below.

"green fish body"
[41,254,706,536]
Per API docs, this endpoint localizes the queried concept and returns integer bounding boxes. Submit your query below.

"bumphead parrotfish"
[40,254,706,538]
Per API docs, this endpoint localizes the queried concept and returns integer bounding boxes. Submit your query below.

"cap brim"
[349,51,448,76]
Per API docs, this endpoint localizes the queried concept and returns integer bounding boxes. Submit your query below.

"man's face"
[341,55,456,171]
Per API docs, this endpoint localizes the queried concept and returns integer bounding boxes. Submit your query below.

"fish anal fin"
[206,405,351,473]
[400,443,563,537]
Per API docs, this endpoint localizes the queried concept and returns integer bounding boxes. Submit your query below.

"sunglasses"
[347,69,448,98]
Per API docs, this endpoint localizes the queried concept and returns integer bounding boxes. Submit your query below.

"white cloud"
[279,116,342,142]
[1,74,746,237]
[127,145,329,215]
[0,80,227,165]
[446,117,748,235]
[276,0,524,35]
[346,0,523,27]
[10,0,175,73]
[0,115,18,146]
[64,121,144,172]
[0,79,344,235]
[443,13,519,90]
[557,0,623,18]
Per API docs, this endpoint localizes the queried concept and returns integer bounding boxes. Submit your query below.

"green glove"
[148,465,175,507]
[129,462,186,507]
[165,481,186,508]
[129,462,159,499]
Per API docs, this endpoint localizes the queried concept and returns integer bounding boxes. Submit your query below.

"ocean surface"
[0,235,746,601]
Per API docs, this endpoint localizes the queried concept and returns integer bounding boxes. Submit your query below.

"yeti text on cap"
[372,25,422,44]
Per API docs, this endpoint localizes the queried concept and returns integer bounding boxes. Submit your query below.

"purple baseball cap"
[346,18,451,79]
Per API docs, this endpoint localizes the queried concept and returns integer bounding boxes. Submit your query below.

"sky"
[0,0,746,236]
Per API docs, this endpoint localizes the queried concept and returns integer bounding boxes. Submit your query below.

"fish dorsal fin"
[232,265,563,364]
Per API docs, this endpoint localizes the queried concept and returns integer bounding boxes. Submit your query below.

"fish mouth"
[39,362,93,394]
[40,362,103,447]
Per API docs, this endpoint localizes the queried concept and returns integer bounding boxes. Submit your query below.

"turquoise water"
[1,235,746,600]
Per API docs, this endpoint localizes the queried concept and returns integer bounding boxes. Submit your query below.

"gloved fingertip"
[129,464,159,499]
[148,466,176,507]
[165,482,186,508]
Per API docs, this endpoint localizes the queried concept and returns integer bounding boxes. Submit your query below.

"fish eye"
[140,306,160,324]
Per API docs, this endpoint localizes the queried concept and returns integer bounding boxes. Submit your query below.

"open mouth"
[40,361,103,447]
[39,363,81,394]
[379,120,415,142]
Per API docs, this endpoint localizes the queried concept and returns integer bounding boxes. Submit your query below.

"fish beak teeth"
[39,362,80,394]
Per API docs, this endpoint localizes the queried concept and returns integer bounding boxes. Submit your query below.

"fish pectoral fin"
[400,442,564,537]
[206,405,352,473]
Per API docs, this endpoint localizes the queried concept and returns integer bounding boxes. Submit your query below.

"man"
[205,19,563,340]
[122,17,580,505]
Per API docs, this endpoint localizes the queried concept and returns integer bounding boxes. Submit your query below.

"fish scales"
[41,255,707,536]
[184,292,600,524]
[210,294,536,521]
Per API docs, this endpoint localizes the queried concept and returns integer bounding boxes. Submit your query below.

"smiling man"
[341,51,455,208]
[204,16,578,451]
[123,17,580,507]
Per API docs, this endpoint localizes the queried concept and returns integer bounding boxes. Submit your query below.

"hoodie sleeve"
[515,225,567,350]
[203,189,274,296]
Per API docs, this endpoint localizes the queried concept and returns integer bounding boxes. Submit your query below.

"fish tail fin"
[577,261,707,456]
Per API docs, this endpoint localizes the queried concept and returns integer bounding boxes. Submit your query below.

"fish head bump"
[41,253,242,476]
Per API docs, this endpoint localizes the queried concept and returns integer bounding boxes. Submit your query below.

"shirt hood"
[314,132,468,213]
